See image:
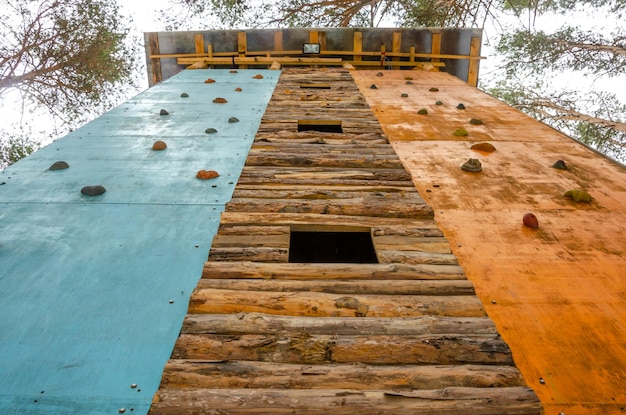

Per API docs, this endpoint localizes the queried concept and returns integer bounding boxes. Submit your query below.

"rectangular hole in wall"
[298,120,343,133]
[289,231,378,263]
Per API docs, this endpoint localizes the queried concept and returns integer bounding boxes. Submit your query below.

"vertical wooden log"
[319,31,327,52]
[274,31,283,52]
[309,30,319,44]
[238,31,247,69]
[467,36,481,87]
[195,33,204,54]
[392,31,401,63]
[409,46,415,63]
[353,32,363,62]
[431,32,442,64]
[149,33,162,86]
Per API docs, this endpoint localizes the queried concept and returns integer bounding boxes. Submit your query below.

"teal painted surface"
[0,69,279,414]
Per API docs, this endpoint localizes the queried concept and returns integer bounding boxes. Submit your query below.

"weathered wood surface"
[181,313,497,336]
[189,288,485,317]
[225,197,434,218]
[151,68,540,414]
[196,278,475,295]
[202,261,467,280]
[172,333,511,364]
[160,360,526,390]
[151,387,541,415]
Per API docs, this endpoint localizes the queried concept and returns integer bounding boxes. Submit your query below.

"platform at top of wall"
[0,69,278,414]
[145,28,483,87]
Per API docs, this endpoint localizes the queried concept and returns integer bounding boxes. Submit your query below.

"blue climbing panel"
[0,69,279,414]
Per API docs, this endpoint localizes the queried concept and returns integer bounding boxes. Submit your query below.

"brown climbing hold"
[401,93,408,97]
[469,118,483,125]
[212,97,227,103]
[417,109,428,115]
[523,213,539,229]
[81,185,106,196]
[552,160,568,170]
[204,78,216,83]
[49,161,69,170]
[152,141,167,150]
[196,170,220,180]
[470,142,496,153]
[235,87,242,92]
[376,72,384,76]
[229,70,238,73]
[404,76,413,80]
[429,87,439,92]
[253,74,264,79]
[461,158,482,173]
[159,109,169,116]
[180,93,189,98]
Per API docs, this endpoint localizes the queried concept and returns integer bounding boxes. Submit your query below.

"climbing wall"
[0,69,278,414]
[149,68,541,414]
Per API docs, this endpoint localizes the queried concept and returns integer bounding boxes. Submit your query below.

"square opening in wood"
[298,120,343,133]
[289,231,378,263]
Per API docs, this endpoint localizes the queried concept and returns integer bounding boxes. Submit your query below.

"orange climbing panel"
[353,69,626,415]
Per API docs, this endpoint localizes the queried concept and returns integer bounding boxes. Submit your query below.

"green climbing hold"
[564,189,592,203]
[435,101,443,106]
[453,128,469,137]
[205,128,218,134]
[418,109,428,115]
[429,87,439,92]
[180,93,189,98]
[49,161,69,170]
[469,118,483,125]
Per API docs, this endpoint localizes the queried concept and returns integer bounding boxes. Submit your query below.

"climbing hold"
[461,158,482,173]
[435,101,443,106]
[235,87,242,92]
[417,109,428,115]
[49,161,69,170]
[405,81,414,85]
[523,213,539,229]
[470,142,496,153]
[204,78,216,83]
[252,74,264,79]
[159,109,169,116]
[429,87,439,92]
[469,118,483,125]
[180,93,189,98]
[552,160,568,170]
[376,72,384,76]
[401,93,408,97]
[81,185,106,196]
[456,103,466,110]
[404,76,413,80]
[228,117,239,123]
[453,128,469,137]
[205,128,218,134]
[152,140,167,150]
[564,189,592,203]
[229,69,238,73]
[196,170,220,180]
[370,84,378,89]
[212,97,227,103]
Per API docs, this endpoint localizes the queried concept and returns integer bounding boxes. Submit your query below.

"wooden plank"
[377,250,458,265]
[431,32,442,64]
[194,33,204,54]
[468,36,481,86]
[231,189,421,201]
[225,197,434,219]
[216,225,291,235]
[196,278,475,296]
[171,333,510,364]
[211,234,290,248]
[309,30,319,44]
[372,235,452,254]
[202,261,466,281]
[353,31,363,62]
[208,247,288,262]
[159,360,526,390]
[274,30,283,52]
[181,313,497,336]
[392,31,401,62]
[188,289,485,317]
[148,33,162,85]
[151,387,541,415]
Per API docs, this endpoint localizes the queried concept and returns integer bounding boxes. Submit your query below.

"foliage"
[0,0,138,168]
[0,127,41,170]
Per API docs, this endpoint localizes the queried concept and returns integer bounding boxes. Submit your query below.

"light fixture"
[302,43,321,54]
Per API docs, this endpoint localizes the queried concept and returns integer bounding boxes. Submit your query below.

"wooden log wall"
[149,68,541,414]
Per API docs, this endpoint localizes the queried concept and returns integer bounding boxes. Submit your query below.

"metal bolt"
[130,384,137,389]
[119,409,126,414]
[169,300,174,304]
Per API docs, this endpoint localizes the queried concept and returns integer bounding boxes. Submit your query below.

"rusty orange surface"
[353,70,626,415]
